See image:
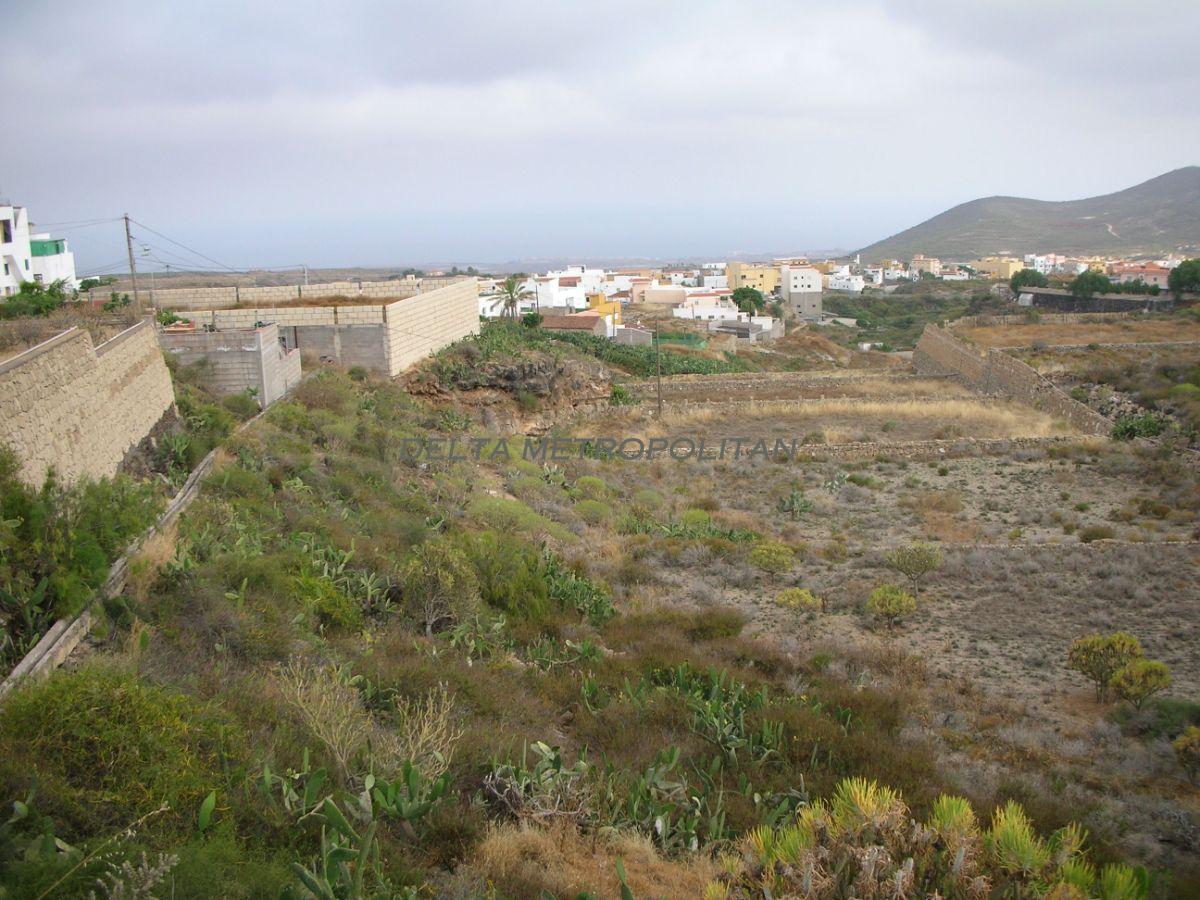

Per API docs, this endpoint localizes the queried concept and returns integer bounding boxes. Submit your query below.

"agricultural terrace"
[955,313,1200,350]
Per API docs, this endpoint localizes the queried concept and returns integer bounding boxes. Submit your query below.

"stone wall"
[177,279,479,376]
[0,321,176,486]
[951,312,1137,330]
[158,323,301,406]
[85,275,468,310]
[914,323,1110,435]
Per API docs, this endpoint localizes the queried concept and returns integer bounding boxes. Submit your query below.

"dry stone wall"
[0,321,176,485]
[914,323,1110,435]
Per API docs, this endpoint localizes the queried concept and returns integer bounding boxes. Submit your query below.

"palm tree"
[499,276,533,320]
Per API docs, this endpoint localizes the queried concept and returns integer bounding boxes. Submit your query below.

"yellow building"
[725,262,779,295]
[586,292,621,325]
[968,257,1024,280]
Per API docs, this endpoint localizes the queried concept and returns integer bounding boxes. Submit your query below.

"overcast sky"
[6,0,1199,272]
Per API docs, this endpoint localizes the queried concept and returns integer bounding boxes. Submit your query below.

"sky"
[5,0,1199,273]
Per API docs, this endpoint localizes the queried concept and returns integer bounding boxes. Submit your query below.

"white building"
[1,205,78,295]
[826,266,865,293]
[780,265,823,319]
[671,296,742,321]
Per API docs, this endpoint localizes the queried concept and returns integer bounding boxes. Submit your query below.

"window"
[0,219,10,242]
[24,259,29,270]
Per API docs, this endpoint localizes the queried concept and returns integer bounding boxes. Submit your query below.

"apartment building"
[1109,263,1172,290]
[0,204,78,294]
[725,261,780,295]
[780,265,823,319]
[910,255,942,277]
[968,256,1024,280]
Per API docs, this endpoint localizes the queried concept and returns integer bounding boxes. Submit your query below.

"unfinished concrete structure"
[180,279,479,376]
[159,323,302,407]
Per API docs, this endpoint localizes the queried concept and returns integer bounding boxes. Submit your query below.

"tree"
[883,542,942,596]
[1110,659,1170,709]
[1066,632,1143,701]
[399,538,480,636]
[1173,726,1200,784]
[866,584,916,629]
[498,276,533,320]
[731,286,766,314]
[1168,259,1200,298]
[776,587,823,612]
[521,311,543,328]
[1009,268,1049,295]
[1069,269,1112,300]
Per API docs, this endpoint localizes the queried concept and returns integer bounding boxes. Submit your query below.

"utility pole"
[302,264,309,286]
[655,318,663,417]
[123,214,142,313]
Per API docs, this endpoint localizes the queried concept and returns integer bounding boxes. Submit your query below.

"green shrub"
[1174,726,1200,784]
[776,588,823,612]
[220,390,260,420]
[0,666,239,837]
[609,384,638,406]
[1078,525,1115,543]
[749,540,795,574]
[1112,413,1167,440]
[883,542,942,595]
[573,475,609,500]
[575,499,613,525]
[866,584,916,628]
[399,537,480,635]
[293,573,362,630]
[466,496,573,542]
[459,530,549,621]
[680,508,712,528]
[1067,632,1143,701]
[633,488,663,510]
[1111,659,1171,709]
[0,449,162,666]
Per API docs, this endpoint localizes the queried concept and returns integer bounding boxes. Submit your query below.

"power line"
[127,217,238,273]
[30,217,122,229]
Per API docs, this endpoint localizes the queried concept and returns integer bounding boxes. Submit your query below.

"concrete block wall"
[158,323,302,406]
[0,321,175,486]
[173,279,478,375]
[86,275,462,310]
[383,279,480,374]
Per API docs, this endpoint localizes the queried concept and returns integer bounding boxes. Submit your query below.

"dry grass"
[463,822,718,899]
[125,522,179,607]
[599,398,1070,443]
[958,319,1200,350]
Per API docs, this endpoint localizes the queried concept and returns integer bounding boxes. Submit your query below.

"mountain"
[857,167,1200,261]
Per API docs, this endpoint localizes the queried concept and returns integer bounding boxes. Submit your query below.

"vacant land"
[591,396,1073,444]
[957,317,1200,349]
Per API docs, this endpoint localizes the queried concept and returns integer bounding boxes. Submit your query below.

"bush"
[1174,726,1200,783]
[866,584,916,628]
[680,508,712,529]
[1112,413,1167,440]
[1066,632,1143,701]
[573,475,609,500]
[0,666,238,837]
[0,449,162,668]
[574,499,612,525]
[776,588,823,612]
[883,542,942,595]
[399,537,481,635]
[609,384,638,406]
[1078,525,1115,543]
[749,541,795,574]
[1110,659,1171,710]
[460,530,549,621]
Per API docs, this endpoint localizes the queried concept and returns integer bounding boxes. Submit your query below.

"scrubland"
[0,322,1197,897]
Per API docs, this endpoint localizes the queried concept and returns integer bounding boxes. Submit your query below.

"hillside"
[858,166,1200,261]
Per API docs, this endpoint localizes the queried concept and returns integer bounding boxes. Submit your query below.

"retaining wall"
[951,312,1138,330]
[914,324,1111,435]
[0,321,176,486]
